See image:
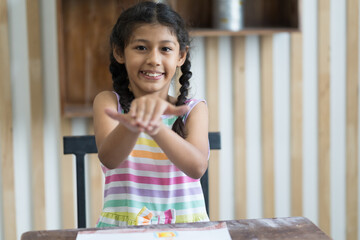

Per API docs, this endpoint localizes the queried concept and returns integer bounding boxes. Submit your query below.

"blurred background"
[0,0,359,240]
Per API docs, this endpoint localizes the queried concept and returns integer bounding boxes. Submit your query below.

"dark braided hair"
[109,1,192,138]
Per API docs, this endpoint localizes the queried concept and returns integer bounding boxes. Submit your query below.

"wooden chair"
[63,132,221,228]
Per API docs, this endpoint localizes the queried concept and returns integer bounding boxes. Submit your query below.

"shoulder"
[183,99,207,123]
[94,91,117,102]
[185,98,206,105]
[93,91,118,112]
[183,99,209,144]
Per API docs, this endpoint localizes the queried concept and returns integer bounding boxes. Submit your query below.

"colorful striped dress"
[96,93,209,227]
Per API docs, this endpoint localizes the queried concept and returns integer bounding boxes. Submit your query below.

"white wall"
[302,0,319,225]
[329,0,346,239]
[7,0,33,237]
[40,0,62,230]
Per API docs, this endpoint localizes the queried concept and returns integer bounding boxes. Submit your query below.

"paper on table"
[76,222,231,240]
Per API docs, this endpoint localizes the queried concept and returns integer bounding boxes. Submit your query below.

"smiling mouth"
[141,71,164,79]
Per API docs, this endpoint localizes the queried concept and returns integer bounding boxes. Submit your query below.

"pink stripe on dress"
[119,160,180,172]
[105,173,199,185]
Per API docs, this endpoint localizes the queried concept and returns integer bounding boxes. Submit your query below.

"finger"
[145,121,162,136]
[105,108,121,121]
[146,125,159,136]
[129,101,137,118]
[105,108,128,123]
[142,100,156,128]
[135,101,146,124]
[149,102,167,126]
[164,104,189,116]
[105,108,146,133]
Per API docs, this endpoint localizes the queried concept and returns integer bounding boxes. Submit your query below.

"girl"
[93,1,209,227]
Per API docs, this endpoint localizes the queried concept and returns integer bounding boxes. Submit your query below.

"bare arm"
[104,97,209,178]
[151,102,209,179]
[93,91,140,169]
[94,92,191,169]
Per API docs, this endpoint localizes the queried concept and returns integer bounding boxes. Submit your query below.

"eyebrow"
[131,39,176,45]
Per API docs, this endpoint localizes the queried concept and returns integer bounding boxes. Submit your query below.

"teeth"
[143,71,162,77]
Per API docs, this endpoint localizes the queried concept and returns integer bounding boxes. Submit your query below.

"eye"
[135,45,147,51]
[161,47,172,52]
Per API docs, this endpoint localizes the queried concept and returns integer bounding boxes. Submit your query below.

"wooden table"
[21,216,331,240]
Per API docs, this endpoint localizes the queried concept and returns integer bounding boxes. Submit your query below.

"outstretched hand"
[105,95,189,136]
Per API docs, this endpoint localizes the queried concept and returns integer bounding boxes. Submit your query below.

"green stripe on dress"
[162,117,177,126]
[104,199,205,211]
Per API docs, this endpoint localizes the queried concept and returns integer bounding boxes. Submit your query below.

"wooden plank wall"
[0,0,17,239]
[87,120,103,227]
[346,0,359,239]
[26,0,46,230]
[60,118,75,228]
[318,0,330,234]
[318,0,331,234]
[232,36,247,219]
[1,1,360,239]
[260,35,275,218]
[290,32,303,217]
[205,37,220,220]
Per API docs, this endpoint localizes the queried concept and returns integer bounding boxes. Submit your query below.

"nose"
[147,49,161,66]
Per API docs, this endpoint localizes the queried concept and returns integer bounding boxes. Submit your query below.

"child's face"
[114,23,187,99]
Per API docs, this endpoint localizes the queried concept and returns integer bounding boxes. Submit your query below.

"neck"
[132,90,175,104]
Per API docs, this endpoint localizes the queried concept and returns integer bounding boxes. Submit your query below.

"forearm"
[152,124,208,179]
[98,123,140,169]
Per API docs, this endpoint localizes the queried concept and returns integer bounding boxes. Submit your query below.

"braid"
[109,53,134,113]
[172,54,192,138]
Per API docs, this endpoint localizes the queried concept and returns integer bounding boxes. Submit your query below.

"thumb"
[164,104,189,116]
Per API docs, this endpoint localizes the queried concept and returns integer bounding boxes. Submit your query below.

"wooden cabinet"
[57,0,300,117]
[171,0,300,36]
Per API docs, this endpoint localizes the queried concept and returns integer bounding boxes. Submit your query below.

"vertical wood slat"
[26,0,46,230]
[0,0,17,238]
[60,118,75,228]
[290,32,303,217]
[232,36,247,219]
[260,35,275,218]
[57,0,66,117]
[87,120,103,227]
[205,37,220,220]
[346,0,359,239]
[318,0,331,235]
[58,0,76,228]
